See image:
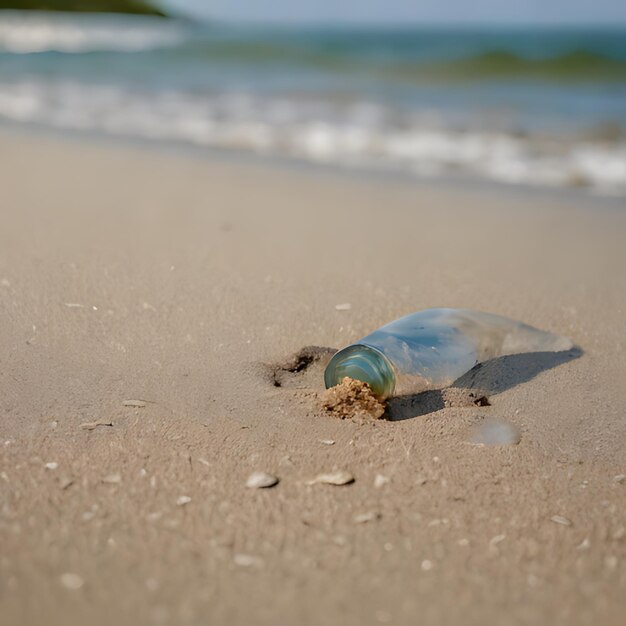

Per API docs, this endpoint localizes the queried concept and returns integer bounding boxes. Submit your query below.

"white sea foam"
[0,11,185,53]
[0,78,624,196]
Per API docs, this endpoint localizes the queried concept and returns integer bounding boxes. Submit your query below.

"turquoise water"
[1,11,625,194]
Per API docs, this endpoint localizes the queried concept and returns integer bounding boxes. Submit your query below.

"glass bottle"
[324,308,573,399]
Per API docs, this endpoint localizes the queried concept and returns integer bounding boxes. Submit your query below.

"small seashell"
[45,462,58,470]
[319,439,335,445]
[550,515,572,526]
[307,471,355,486]
[353,511,381,524]
[122,400,147,408]
[176,496,192,506]
[246,472,279,489]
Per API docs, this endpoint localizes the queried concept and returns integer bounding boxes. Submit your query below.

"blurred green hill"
[0,1,166,15]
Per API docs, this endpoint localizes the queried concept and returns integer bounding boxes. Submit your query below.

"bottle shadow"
[386,347,583,422]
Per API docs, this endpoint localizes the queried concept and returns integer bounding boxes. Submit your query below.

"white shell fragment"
[176,495,192,506]
[246,472,279,489]
[122,400,147,408]
[353,511,381,524]
[550,515,572,526]
[335,303,352,311]
[102,473,121,484]
[307,471,355,486]
[45,462,58,470]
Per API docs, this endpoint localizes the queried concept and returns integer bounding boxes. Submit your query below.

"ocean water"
[1,10,626,195]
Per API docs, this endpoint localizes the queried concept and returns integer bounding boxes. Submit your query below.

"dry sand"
[0,130,625,625]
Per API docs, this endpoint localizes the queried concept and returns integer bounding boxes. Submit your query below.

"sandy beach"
[0,129,624,625]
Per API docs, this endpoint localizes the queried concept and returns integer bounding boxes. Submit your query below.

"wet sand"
[0,130,625,625]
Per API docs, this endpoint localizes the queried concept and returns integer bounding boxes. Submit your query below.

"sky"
[165,0,626,25]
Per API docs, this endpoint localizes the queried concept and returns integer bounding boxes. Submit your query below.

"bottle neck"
[324,344,396,400]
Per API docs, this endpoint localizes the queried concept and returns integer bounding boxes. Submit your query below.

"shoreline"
[3,121,626,211]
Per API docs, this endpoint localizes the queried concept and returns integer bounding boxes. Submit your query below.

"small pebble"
[60,573,84,590]
[335,303,352,311]
[374,474,389,488]
[176,496,192,506]
[550,515,572,526]
[319,439,335,446]
[45,462,58,470]
[102,473,121,484]
[246,472,279,489]
[421,560,434,571]
[307,471,355,486]
[233,554,263,568]
[613,474,625,484]
[354,511,381,524]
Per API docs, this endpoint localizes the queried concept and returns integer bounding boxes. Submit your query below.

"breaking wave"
[0,78,624,195]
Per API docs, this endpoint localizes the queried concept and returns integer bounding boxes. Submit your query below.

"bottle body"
[324,308,572,399]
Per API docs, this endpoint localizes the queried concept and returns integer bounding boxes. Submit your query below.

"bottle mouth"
[324,344,396,400]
